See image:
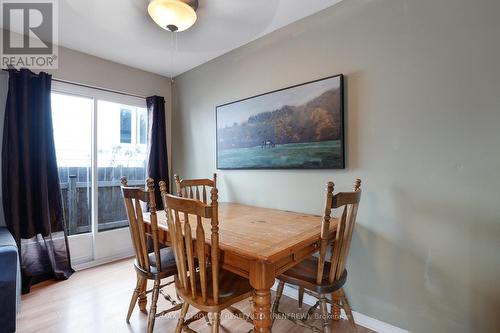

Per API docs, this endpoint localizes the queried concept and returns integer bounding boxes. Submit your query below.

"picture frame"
[216,74,344,169]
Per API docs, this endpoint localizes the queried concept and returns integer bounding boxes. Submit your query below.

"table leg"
[138,278,148,313]
[253,289,272,332]
[250,261,275,333]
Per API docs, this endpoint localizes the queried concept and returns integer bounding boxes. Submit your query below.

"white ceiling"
[55,0,342,77]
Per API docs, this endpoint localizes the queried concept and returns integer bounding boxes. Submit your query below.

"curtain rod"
[51,78,147,99]
[2,68,147,99]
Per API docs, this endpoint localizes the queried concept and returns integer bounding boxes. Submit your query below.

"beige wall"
[50,45,173,178]
[172,0,500,332]
[48,45,172,102]
[0,36,172,224]
[1,29,172,122]
[0,35,172,178]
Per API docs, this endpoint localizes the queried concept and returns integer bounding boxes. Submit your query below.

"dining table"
[141,202,338,333]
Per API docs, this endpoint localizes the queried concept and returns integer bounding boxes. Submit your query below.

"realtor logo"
[1,0,58,69]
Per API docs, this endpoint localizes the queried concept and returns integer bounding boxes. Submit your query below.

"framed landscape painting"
[216,74,344,169]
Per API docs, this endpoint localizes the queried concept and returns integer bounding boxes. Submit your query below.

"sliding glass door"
[97,100,148,232]
[52,93,93,236]
[51,82,147,265]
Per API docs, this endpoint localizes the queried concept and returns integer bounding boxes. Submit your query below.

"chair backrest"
[174,173,217,204]
[316,179,362,284]
[160,181,220,305]
[121,177,162,274]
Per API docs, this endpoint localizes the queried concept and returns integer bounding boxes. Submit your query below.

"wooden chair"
[159,182,253,333]
[272,179,362,333]
[174,173,217,204]
[121,177,182,333]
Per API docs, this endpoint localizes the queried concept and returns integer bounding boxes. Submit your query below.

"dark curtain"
[2,68,73,293]
[146,95,169,209]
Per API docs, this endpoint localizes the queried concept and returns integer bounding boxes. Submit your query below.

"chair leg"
[176,303,190,333]
[211,312,220,333]
[331,291,342,321]
[139,278,148,313]
[319,295,332,333]
[126,274,144,322]
[271,280,285,324]
[203,312,211,325]
[340,289,357,333]
[298,287,305,309]
[147,279,161,333]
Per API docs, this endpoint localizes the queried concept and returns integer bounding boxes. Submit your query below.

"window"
[52,92,93,236]
[51,82,150,264]
[120,109,132,143]
[139,111,147,145]
[51,83,148,236]
[51,83,151,264]
[97,101,148,231]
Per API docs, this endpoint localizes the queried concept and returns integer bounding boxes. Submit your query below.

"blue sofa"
[0,227,19,333]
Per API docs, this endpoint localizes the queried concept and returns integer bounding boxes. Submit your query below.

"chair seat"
[176,268,253,312]
[149,247,176,269]
[278,256,347,294]
[135,247,177,277]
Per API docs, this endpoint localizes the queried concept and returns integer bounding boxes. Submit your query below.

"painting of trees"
[217,88,342,149]
[216,75,344,169]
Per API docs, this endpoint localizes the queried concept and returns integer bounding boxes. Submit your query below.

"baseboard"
[73,252,134,271]
[274,282,409,333]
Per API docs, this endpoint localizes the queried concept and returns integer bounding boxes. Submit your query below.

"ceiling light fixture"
[148,0,198,32]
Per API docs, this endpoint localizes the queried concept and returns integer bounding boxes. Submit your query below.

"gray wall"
[172,0,500,332]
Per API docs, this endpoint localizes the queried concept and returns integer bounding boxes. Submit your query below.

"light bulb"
[148,0,197,32]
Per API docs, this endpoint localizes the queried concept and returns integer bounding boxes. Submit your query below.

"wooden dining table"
[141,202,338,333]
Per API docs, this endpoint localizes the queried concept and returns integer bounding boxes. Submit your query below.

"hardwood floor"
[17,258,373,333]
